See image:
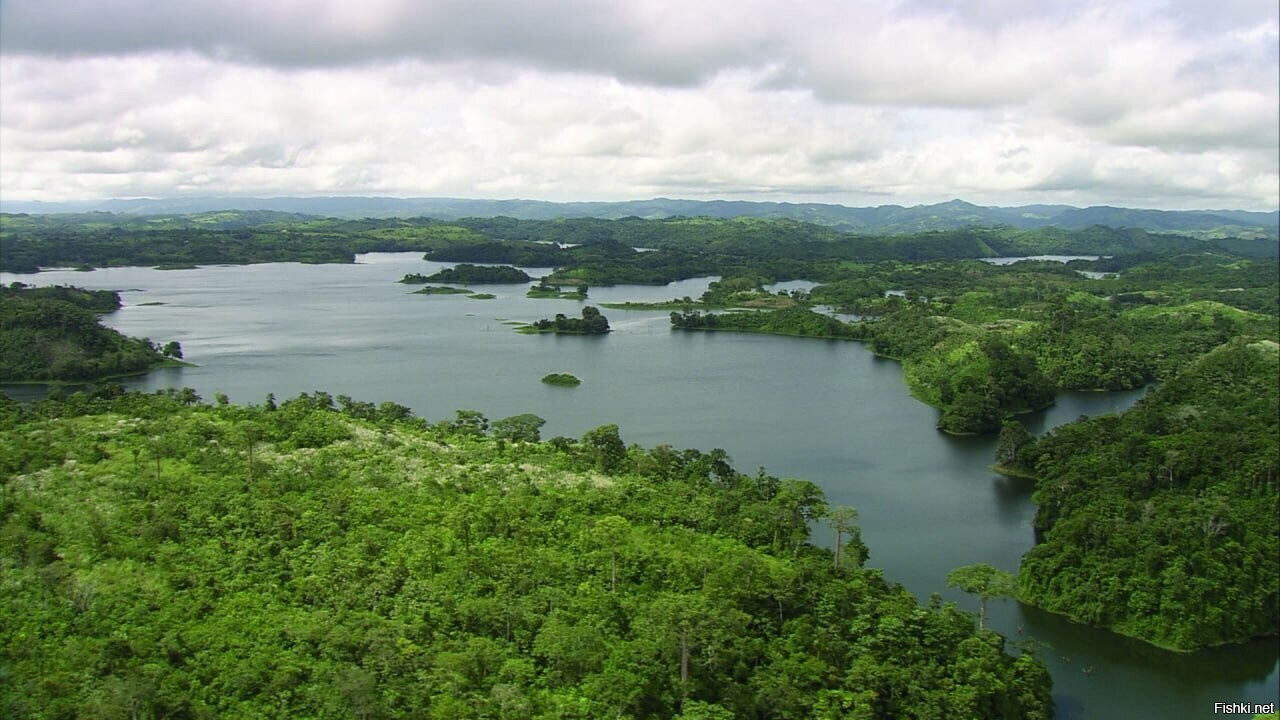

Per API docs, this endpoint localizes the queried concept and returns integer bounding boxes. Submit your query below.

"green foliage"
[885,328,1053,435]
[848,254,1277,433]
[947,564,1018,629]
[528,306,611,335]
[824,505,863,571]
[994,419,1035,475]
[12,210,1266,283]
[423,264,532,284]
[670,307,858,339]
[582,423,627,473]
[540,373,582,386]
[1017,339,1280,649]
[491,413,546,443]
[0,390,1052,719]
[527,281,588,299]
[410,285,473,295]
[0,285,174,382]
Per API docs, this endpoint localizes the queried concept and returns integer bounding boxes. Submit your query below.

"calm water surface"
[4,254,1276,719]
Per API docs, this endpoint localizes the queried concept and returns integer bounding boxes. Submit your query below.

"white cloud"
[0,0,1276,209]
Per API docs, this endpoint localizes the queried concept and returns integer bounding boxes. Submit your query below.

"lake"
[4,253,1276,718]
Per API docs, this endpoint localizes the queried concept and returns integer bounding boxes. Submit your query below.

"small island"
[540,372,582,386]
[418,264,532,284]
[410,285,472,295]
[520,306,611,335]
[527,281,588,300]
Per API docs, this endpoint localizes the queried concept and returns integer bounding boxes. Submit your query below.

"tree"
[947,563,1017,629]
[592,515,630,592]
[492,413,546,444]
[768,479,827,555]
[825,505,860,572]
[161,341,183,359]
[994,419,1035,472]
[452,409,489,436]
[582,424,626,473]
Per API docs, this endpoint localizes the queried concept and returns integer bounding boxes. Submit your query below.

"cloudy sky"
[1,0,1276,210]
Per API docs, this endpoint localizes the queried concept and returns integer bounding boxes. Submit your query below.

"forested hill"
[1014,337,1279,650]
[0,284,179,382]
[0,390,1053,719]
[2,196,1275,239]
[3,211,1276,275]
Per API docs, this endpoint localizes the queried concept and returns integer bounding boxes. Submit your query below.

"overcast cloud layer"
[2,0,1276,209]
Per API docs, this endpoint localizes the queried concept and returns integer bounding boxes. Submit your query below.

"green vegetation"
[9,210,1272,279]
[670,308,858,340]
[423,264,532,284]
[1014,338,1279,650]
[1,389,1053,719]
[5,210,1277,659]
[527,281,588,300]
[467,293,497,300]
[411,285,472,295]
[522,306,612,335]
[835,254,1277,432]
[947,564,1018,630]
[0,284,180,382]
[541,373,582,386]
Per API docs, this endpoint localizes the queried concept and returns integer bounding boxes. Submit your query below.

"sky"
[1,0,1277,210]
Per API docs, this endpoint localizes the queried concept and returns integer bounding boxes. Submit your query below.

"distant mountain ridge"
[2,196,1276,239]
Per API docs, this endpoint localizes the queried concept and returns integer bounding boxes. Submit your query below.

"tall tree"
[947,563,1017,629]
[825,505,860,572]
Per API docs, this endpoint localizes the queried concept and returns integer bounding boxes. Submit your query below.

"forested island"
[416,264,533,284]
[541,372,582,386]
[0,284,183,382]
[528,281,588,300]
[0,389,1053,719]
[522,306,612,335]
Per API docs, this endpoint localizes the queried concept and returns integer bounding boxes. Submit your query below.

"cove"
[3,252,1276,718]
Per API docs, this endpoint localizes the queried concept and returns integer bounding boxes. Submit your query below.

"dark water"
[4,254,1276,719]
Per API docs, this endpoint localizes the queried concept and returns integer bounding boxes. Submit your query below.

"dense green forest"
[841,255,1276,432]
[1011,338,1279,650]
[3,209,1277,663]
[4,211,1275,277]
[1,389,1053,719]
[0,284,180,382]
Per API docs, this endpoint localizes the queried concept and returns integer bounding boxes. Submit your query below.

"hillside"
[1015,338,1280,650]
[0,390,1053,719]
[2,196,1275,239]
[0,285,179,382]
[4,211,1276,276]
